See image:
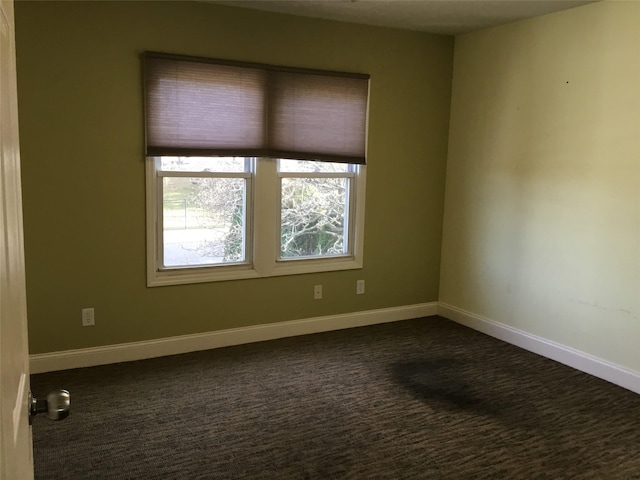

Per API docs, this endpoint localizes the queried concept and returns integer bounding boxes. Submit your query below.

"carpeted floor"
[31,316,640,479]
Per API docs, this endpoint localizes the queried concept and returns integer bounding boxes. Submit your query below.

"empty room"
[1,0,639,478]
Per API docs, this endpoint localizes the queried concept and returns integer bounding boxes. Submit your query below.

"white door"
[0,0,35,478]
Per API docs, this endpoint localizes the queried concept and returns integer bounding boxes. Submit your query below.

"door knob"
[29,389,70,424]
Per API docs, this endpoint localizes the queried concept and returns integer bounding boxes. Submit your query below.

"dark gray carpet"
[31,316,640,479]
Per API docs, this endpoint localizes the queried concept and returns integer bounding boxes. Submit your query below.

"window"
[278,160,354,260]
[143,53,368,286]
[156,157,252,269]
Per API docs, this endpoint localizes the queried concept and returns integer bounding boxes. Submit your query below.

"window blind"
[143,52,369,164]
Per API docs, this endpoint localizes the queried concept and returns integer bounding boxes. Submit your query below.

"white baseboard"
[438,302,640,395]
[30,302,439,374]
[30,301,640,395]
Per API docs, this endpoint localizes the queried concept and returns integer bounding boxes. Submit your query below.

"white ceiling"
[211,0,597,35]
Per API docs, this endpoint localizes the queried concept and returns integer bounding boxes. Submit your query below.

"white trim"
[30,302,438,374]
[29,301,640,395]
[438,302,640,395]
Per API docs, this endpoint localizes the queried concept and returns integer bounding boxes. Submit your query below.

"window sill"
[147,257,362,287]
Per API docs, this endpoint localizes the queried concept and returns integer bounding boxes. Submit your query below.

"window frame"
[156,157,254,270]
[277,162,357,262]
[146,157,366,287]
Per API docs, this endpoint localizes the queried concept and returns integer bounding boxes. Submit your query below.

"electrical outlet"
[356,279,365,295]
[82,308,95,327]
[314,285,323,300]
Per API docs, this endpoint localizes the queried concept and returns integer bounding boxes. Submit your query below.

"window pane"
[280,177,348,259]
[160,156,248,173]
[163,177,246,267]
[278,159,349,173]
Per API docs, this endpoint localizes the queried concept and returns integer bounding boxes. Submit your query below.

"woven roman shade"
[143,52,369,164]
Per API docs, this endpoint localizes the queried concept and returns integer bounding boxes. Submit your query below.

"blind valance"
[143,52,369,164]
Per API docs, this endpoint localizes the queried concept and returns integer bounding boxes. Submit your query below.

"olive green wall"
[15,1,454,354]
[441,1,640,372]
